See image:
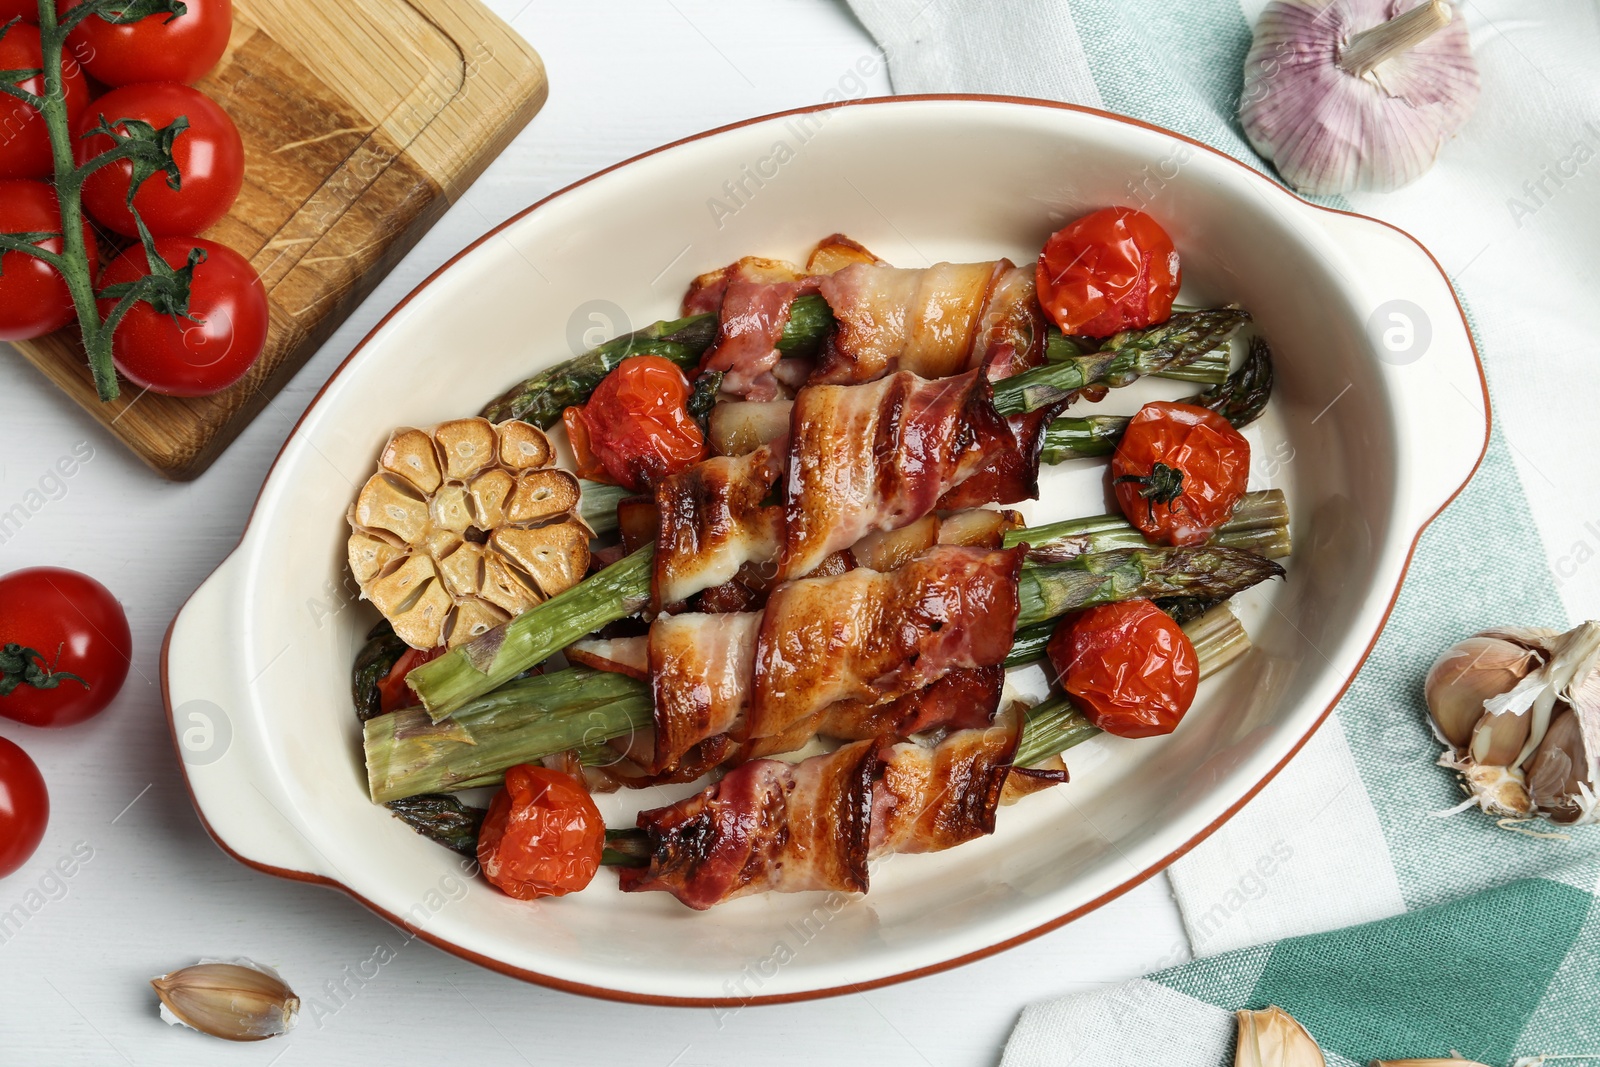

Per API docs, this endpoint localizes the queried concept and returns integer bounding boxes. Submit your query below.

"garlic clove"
[1235,1006,1326,1067]
[1524,708,1598,824]
[1425,636,1542,752]
[151,960,299,1042]
[1467,705,1531,768]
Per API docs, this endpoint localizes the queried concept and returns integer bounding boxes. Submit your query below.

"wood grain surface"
[10,0,547,480]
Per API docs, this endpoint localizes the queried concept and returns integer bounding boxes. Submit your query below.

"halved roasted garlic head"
[347,418,590,649]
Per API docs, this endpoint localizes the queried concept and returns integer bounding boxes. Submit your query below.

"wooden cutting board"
[10,0,546,480]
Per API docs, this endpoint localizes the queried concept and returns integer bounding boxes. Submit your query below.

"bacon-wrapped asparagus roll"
[618,706,1038,909]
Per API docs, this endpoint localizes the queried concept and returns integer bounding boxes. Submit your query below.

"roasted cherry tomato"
[0,568,133,728]
[63,0,232,86]
[75,82,244,237]
[0,22,90,179]
[477,765,604,900]
[1112,401,1250,546]
[0,738,48,878]
[98,236,268,396]
[562,355,707,492]
[1037,206,1180,338]
[1048,598,1198,739]
[376,645,444,715]
[0,180,98,341]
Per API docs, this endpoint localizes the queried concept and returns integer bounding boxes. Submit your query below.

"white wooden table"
[0,3,1191,1062]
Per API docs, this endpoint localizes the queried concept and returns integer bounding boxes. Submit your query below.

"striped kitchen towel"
[846,0,1600,1060]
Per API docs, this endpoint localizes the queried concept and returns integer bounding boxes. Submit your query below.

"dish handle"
[1311,209,1489,529]
[163,552,329,881]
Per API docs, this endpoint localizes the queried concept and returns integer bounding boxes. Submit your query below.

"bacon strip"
[690,258,818,401]
[647,612,759,775]
[621,705,1041,909]
[936,404,1066,510]
[972,263,1047,380]
[812,261,1003,384]
[653,443,784,609]
[812,666,1004,742]
[618,739,878,910]
[870,705,1025,857]
[780,370,1016,579]
[748,543,1024,746]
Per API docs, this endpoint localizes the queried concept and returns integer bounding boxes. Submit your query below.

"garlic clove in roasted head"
[1239,0,1480,195]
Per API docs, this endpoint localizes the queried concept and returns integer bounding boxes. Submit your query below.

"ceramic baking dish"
[162,96,1487,1005]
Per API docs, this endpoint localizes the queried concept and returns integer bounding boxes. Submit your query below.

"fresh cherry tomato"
[62,0,232,86]
[1,0,39,23]
[0,738,48,877]
[477,765,604,900]
[97,236,268,396]
[376,645,444,715]
[75,81,244,237]
[0,22,90,179]
[1048,599,1198,739]
[1037,206,1180,338]
[0,179,98,341]
[1112,401,1251,546]
[0,568,132,728]
[562,355,707,492]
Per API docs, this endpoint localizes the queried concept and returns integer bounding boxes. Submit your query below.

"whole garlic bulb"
[1425,622,1600,823]
[1239,0,1480,195]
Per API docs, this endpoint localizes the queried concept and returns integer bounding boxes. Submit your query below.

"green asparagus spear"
[352,621,409,723]
[479,295,833,428]
[384,794,487,856]
[1038,334,1274,464]
[375,545,1278,800]
[994,308,1250,416]
[1012,489,1290,562]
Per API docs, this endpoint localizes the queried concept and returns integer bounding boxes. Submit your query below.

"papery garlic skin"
[1239,0,1479,195]
[1234,1006,1327,1067]
[151,960,299,1042]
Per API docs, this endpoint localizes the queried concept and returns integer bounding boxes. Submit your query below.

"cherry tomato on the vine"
[1,0,40,23]
[0,22,90,180]
[562,355,707,492]
[75,81,244,237]
[1037,206,1180,338]
[0,180,98,341]
[98,236,268,396]
[0,738,48,878]
[0,568,132,728]
[62,0,232,86]
[1047,598,1198,739]
[477,765,604,900]
[1112,401,1251,547]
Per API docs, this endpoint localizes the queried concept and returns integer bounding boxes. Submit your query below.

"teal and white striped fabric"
[847,0,1600,1059]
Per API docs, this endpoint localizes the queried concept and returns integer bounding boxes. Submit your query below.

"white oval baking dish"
[163,96,1486,1005]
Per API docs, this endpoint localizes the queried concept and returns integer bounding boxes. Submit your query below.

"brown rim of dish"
[159,93,1492,1008]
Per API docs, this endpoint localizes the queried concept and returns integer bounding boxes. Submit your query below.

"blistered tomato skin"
[1112,401,1251,547]
[564,355,707,492]
[476,765,604,900]
[1036,206,1180,338]
[1047,599,1199,739]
